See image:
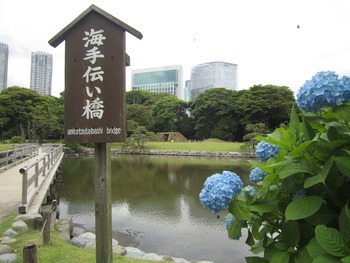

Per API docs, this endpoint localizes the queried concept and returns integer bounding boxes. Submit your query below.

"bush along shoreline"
[199,71,350,262]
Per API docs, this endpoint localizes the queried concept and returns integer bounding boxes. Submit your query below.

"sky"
[1,0,350,97]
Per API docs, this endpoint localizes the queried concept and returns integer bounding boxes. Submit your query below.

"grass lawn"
[0,139,252,153]
[111,139,251,152]
[0,215,172,263]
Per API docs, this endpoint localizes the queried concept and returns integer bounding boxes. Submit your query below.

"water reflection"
[60,155,254,263]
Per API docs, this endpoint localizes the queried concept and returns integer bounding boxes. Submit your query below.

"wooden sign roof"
[49,4,143,48]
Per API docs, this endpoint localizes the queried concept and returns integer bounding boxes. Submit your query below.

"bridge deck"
[0,147,62,221]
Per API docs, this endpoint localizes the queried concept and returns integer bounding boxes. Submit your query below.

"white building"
[0,42,9,92]
[131,65,183,100]
[190,61,238,100]
[30,51,53,96]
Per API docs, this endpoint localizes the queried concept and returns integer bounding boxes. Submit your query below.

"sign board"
[49,5,142,143]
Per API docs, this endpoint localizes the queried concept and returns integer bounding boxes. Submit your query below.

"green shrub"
[10,136,23,143]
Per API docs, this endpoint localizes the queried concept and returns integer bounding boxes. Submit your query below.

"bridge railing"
[19,144,64,213]
[0,144,39,173]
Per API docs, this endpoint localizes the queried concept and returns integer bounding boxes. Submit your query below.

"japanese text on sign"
[82,28,106,120]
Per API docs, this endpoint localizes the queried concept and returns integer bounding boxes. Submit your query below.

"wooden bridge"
[0,144,64,220]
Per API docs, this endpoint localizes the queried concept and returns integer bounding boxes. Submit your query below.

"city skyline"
[1,1,350,97]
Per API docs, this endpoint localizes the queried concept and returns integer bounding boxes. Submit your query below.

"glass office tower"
[190,61,238,100]
[30,51,53,96]
[0,42,9,92]
[131,65,183,100]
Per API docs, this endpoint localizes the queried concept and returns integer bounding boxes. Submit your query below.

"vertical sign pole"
[94,142,112,263]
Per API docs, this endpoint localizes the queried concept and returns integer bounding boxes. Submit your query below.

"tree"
[0,87,63,141]
[124,126,157,149]
[235,85,296,130]
[126,104,155,130]
[151,95,192,135]
[191,88,243,141]
[126,90,150,105]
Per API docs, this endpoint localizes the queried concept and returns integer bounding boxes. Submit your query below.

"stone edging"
[64,148,256,159]
[0,214,213,263]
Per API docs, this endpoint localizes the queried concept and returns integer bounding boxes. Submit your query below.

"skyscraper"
[30,51,53,96]
[131,65,183,100]
[190,61,238,100]
[184,80,191,102]
[0,42,9,92]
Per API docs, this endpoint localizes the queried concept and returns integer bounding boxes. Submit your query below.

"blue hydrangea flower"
[242,185,258,199]
[225,214,242,240]
[199,171,243,213]
[292,189,307,201]
[256,141,281,162]
[296,71,350,112]
[249,167,268,183]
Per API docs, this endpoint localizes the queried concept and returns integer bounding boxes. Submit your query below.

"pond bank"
[64,148,256,158]
[0,214,213,263]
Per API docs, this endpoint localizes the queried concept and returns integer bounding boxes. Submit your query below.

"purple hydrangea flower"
[199,171,243,213]
[296,71,350,112]
[225,214,242,240]
[256,141,282,162]
[249,167,268,183]
[242,185,258,199]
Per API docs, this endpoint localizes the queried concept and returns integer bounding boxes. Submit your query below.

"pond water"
[59,155,255,263]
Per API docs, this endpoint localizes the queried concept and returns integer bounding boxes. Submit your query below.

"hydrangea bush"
[200,71,350,262]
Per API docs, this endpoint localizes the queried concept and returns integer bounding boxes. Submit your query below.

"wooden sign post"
[49,5,142,262]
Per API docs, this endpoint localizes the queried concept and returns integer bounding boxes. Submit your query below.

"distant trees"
[0,87,63,142]
[0,84,296,143]
[235,85,296,131]
[125,85,296,142]
[191,88,243,141]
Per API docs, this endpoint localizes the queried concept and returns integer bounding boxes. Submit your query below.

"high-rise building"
[131,65,183,100]
[184,80,191,102]
[30,51,53,96]
[190,61,238,100]
[0,42,9,92]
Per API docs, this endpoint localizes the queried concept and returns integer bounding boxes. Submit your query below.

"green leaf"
[229,200,250,220]
[246,230,255,247]
[339,206,350,244]
[245,257,268,263]
[304,156,334,188]
[335,157,350,177]
[302,116,316,141]
[289,107,300,141]
[341,255,350,263]
[251,240,265,254]
[285,196,324,221]
[313,254,342,263]
[293,247,313,263]
[306,237,327,259]
[270,251,290,263]
[305,206,337,226]
[315,225,348,257]
[250,200,279,213]
[334,104,350,124]
[278,158,314,179]
[228,218,242,239]
[252,218,262,240]
[290,140,315,157]
[282,221,300,248]
[327,126,342,141]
